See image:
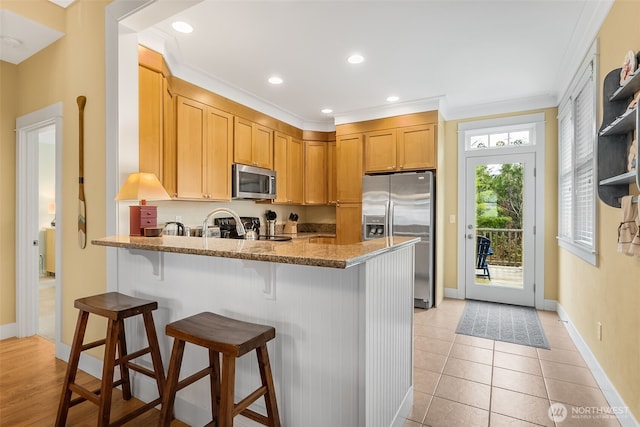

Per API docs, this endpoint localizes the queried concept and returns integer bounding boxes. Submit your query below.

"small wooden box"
[129,205,157,236]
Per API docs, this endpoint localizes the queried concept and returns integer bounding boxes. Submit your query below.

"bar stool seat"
[56,292,165,427]
[159,312,280,427]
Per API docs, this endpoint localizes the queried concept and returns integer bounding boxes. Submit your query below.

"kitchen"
[2,1,640,427]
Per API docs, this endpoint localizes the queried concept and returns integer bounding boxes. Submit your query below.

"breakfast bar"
[93,235,417,427]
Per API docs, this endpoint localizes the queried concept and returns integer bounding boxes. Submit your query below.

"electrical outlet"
[597,322,602,341]
[449,214,456,224]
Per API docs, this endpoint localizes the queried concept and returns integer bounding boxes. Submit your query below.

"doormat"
[455,300,550,349]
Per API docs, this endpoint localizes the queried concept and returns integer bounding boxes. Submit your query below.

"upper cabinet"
[138,46,176,196]
[304,141,327,205]
[336,133,364,203]
[175,96,233,200]
[234,117,273,169]
[597,60,640,208]
[273,132,303,204]
[364,124,435,173]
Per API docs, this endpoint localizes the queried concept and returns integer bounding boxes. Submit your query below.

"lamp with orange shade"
[115,172,171,236]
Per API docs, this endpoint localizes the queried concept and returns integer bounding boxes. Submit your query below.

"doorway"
[16,103,62,340]
[464,153,535,306]
[456,113,546,309]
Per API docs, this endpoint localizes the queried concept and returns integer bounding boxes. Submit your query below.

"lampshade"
[115,172,171,204]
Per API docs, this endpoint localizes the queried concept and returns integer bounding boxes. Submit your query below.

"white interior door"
[464,153,535,307]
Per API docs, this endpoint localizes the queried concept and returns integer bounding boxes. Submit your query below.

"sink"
[257,235,292,242]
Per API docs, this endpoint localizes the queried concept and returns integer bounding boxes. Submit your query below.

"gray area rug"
[455,300,550,349]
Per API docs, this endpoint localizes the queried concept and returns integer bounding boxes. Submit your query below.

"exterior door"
[464,153,535,306]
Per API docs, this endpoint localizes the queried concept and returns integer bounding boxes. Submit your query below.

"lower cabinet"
[175,96,233,200]
[336,203,362,245]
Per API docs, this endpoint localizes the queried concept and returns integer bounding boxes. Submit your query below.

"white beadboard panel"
[364,245,414,426]
[115,244,415,427]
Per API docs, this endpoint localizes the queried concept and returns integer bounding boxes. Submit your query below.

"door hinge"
[533,167,536,177]
[533,282,536,293]
[533,225,536,235]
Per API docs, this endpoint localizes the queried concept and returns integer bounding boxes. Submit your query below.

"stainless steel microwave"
[232,164,276,200]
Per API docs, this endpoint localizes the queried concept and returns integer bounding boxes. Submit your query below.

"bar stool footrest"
[241,408,272,426]
[234,386,268,417]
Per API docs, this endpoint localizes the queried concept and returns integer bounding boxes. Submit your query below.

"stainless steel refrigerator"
[362,171,434,309]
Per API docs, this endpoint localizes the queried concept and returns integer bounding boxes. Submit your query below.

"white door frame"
[16,103,63,339]
[456,113,546,309]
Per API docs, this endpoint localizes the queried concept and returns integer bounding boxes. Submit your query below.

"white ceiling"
[3,1,613,129]
[135,0,613,129]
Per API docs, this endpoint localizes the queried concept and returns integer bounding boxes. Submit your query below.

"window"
[557,42,597,265]
[466,124,535,151]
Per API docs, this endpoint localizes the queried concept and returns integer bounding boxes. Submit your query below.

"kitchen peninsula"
[93,235,418,427]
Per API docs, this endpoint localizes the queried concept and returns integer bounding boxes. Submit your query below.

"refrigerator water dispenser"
[363,215,386,240]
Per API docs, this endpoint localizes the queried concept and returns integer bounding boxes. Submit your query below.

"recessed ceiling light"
[347,54,364,64]
[321,108,333,114]
[0,36,23,49]
[387,96,399,102]
[268,76,283,85]
[171,21,193,34]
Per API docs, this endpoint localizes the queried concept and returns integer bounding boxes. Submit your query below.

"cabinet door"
[336,203,362,245]
[253,123,273,169]
[336,133,363,203]
[234,117,253,166]
[162,77,177,197]
[176,96,206,198]
[288,137,304,204]
[204,107,233,200]
[327,140,337,204]
[364,129,397,173]
[304,141,327,205]
[273,132,289,203]
[138,65,163,181]
[397,124,435,170]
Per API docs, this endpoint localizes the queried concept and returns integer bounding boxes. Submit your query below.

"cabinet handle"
[399,165,404,169]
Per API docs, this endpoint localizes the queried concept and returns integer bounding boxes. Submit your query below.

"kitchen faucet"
[202,208,246,243]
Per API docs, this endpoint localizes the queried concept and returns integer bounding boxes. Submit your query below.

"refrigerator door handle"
[388,200,394,237]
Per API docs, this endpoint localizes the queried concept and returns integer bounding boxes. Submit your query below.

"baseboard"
[444,287,462,299]
[543,299,557,311]
[391,386,414,427]
[0,323,17,340]
[556,303,639,427]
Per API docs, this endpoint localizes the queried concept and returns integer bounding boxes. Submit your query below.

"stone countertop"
[92,235,418,269]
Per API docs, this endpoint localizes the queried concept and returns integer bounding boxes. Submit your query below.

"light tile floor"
[404,299,622,427]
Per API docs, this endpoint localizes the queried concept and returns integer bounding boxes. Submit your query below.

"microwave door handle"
[269,175,276,195]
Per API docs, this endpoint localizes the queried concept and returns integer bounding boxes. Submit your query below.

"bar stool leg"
[218,355,237,427]
[208,349,221,424]
[159,339,186,427]
[256,345,280,427]
[116,319,132,400]
[56,310,89,427]
[143,311,166,397]
[98,319,120,427]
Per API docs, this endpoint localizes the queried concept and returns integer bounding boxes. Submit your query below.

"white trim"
[444,287,463,300]
[15,103,63,344]
[457,113,546,309]
[391,387,413,427]
[556,304,639,427]
[0,323,17,340]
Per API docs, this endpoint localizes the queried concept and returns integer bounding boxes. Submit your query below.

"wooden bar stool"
[55,292,166,427]
[159,312,280,427]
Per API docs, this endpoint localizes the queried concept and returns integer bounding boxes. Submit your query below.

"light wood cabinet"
[327,140,337,204]
[336,133,363,203]
[336,203,362,245]
[304,141,327,205]
[234,117,273,169]
[398,124,436,170]
[364,129,397,172]
[364,124,435,173]
[273,133,303,204]
[175,96,233,200]
[45,227,55,275]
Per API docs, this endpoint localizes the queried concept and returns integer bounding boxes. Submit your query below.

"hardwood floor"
[0,336,187,426]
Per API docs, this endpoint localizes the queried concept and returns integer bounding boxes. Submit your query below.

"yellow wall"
[1,0,109,349]
[0,60,18,325]
[440,107,560,302]
[558,0,640,419]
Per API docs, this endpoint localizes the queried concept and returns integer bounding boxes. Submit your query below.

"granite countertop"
[92,234,418,269]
